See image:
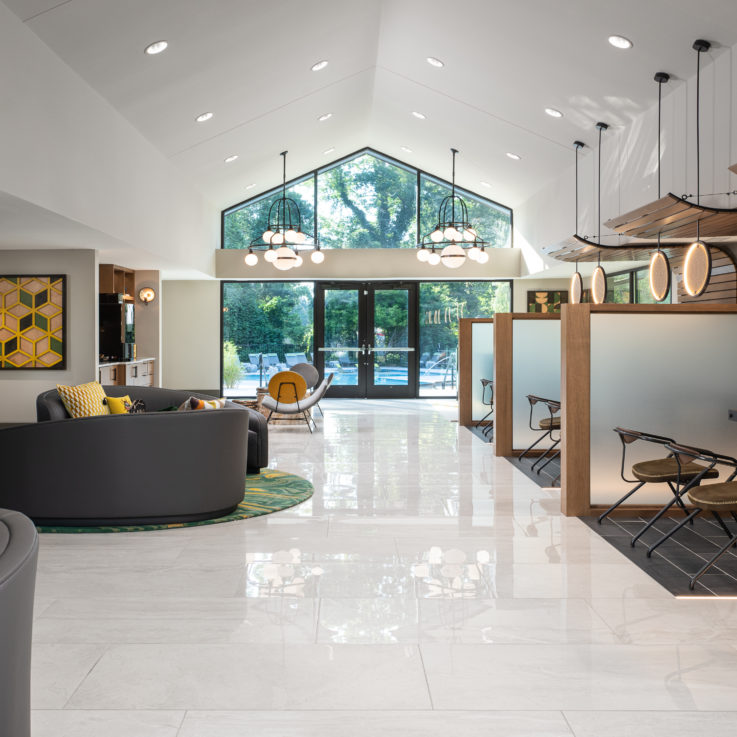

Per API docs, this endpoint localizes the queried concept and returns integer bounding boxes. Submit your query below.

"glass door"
[315,283,417,398]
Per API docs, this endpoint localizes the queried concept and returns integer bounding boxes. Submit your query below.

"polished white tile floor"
[32,399,737,735]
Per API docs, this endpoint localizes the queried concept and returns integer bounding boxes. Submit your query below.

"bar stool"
[475,379,494,438]
[646,443,737,589]
[519,396,561,478]
[598,428,719,527]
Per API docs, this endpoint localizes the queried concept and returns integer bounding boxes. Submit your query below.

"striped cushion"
[56,381,110,418]
[178,396,227,411]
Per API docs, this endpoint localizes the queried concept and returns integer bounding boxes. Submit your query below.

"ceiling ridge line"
[21,0,74,23]
[169,65,378,159]
[375,64,573,152]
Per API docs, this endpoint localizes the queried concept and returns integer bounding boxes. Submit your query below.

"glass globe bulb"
[440,243,466,269]
[273,245,296,271]
[244,252,258,266]
[264,248,277,263]
[417,248,429,262]
[427,251,441,265]
[294,254,304,267]
[476,250,489,264]
[311,249,325,264]
[444,226,461,241]
[430,229,444,243]
[262,229,274,243]
[295,231,307,244]
[464,227,477,241]
[467,246,481,261]
[272,231,284,245]
[285,229,298,243]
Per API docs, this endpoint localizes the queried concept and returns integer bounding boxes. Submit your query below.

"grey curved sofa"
[0,509,38,737]
[0,386,268,526]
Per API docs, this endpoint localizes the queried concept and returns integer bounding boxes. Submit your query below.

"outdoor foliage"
[222,340,243,388]
[223,150,511,251]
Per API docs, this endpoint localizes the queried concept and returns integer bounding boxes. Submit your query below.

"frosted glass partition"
[590,314,737,505]
[471,322,494,421]
[512,320,561,448]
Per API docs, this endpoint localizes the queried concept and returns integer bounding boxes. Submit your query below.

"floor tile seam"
[579,598,624,642]
[59,646,109,710]
[174,710,187,737]
[560,710,578,736]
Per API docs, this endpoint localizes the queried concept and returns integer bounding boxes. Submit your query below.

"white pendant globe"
[272,231,284,245]
[264,248,277,263]
[417,248,430,262]
[443,226,461,241]
[476,250,489,264]
[311,249,325,264]
[244,252,258,266]
[273,246,296,271]
[467,246,481,261]
[295,231,307,244]
[285,229,298,243]
[262,229,274,243]
[294,254,304,267]
[440,243,466,268]
[427,251,441,265]
[430,229,444,243]
[463,227,477,242]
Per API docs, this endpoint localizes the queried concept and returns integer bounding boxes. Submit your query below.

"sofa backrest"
[37,386,232,421]
[0,509,38,737]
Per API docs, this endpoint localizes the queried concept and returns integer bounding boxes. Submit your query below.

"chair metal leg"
[316,403,324,417]
[518,430,551,462]
[667,481,694,521]
[303,411,313,433]
[710,510,736,541]
[646,508,701,557]
[482,422,494,437]
[689,527,737,590]
[598,481,646,523]
[631,494,684,547]
[533,441,560,474]
[475,408,493,428]
[266,410,274,424]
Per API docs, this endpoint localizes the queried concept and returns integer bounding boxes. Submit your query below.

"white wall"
[0,249,97,423]
[0,2,217,276]
[515,43,737,269]
[161,280,220,393]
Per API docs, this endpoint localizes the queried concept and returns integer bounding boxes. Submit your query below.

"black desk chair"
[519,395,561,480]
[646,443,737,589]
[475,379,494,438]
[598,428,718,528]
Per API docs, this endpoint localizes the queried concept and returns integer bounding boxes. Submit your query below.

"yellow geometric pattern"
[56,381,110,418]
[0,275,65,369]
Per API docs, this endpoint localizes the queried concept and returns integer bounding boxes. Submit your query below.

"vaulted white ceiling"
[6,0,737,212]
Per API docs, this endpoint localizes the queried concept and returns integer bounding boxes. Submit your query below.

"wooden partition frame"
[493,312,561,457]
[561,303,737,516]
[458,318,494,426]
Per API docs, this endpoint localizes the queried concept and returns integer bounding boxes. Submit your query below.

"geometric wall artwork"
[527,290,568,314]
[0,275,66,369]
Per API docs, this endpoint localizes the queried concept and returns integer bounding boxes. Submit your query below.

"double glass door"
[315,283,418,398]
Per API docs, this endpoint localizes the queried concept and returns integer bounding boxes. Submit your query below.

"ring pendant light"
[417,148,490,268]
[569,141,586,303]
[683,40,712,297]
[649,71,672,302]
[245,151,324,270]
[591,122,609,304]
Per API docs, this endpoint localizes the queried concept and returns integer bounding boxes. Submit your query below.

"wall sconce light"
[138,287,156,304]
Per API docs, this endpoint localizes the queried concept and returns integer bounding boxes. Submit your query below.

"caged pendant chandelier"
[417,148,490,268]
[244,151,324,270]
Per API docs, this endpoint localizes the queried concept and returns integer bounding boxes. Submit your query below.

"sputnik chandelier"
[417,148,490,268]
[244,150,324,271]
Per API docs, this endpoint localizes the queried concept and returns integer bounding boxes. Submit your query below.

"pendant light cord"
[696,49,701,206]
[598,126,602,245]
[658,81,662,199]
[575,145,579,233]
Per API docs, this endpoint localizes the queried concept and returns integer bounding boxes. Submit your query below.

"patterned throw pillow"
[177,396,227,411]
[56,381,110,418]
[104,395,133,414]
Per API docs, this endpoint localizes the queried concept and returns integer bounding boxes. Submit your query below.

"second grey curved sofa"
[0,508,38,737]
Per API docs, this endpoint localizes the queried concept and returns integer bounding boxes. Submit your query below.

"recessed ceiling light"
[426,56,444,68]
[412,111,426,120]
[224,155,239,163]
[144,40,168,56]
[311,60,329,72]
[545,107,563,118]
[506,152,521,160]
[318,113,332,122]
[245,183,256,190]
[480,180,492,188]
[608,35,633,49]
[323,147,335,155]
[401,146,413,154]
[195,112,213,123]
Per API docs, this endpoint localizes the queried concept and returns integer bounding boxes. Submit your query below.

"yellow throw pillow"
[105,395,132,415]
[56,381,110,418]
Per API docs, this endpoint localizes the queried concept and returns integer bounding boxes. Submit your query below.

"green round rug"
[37,469,313,534]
